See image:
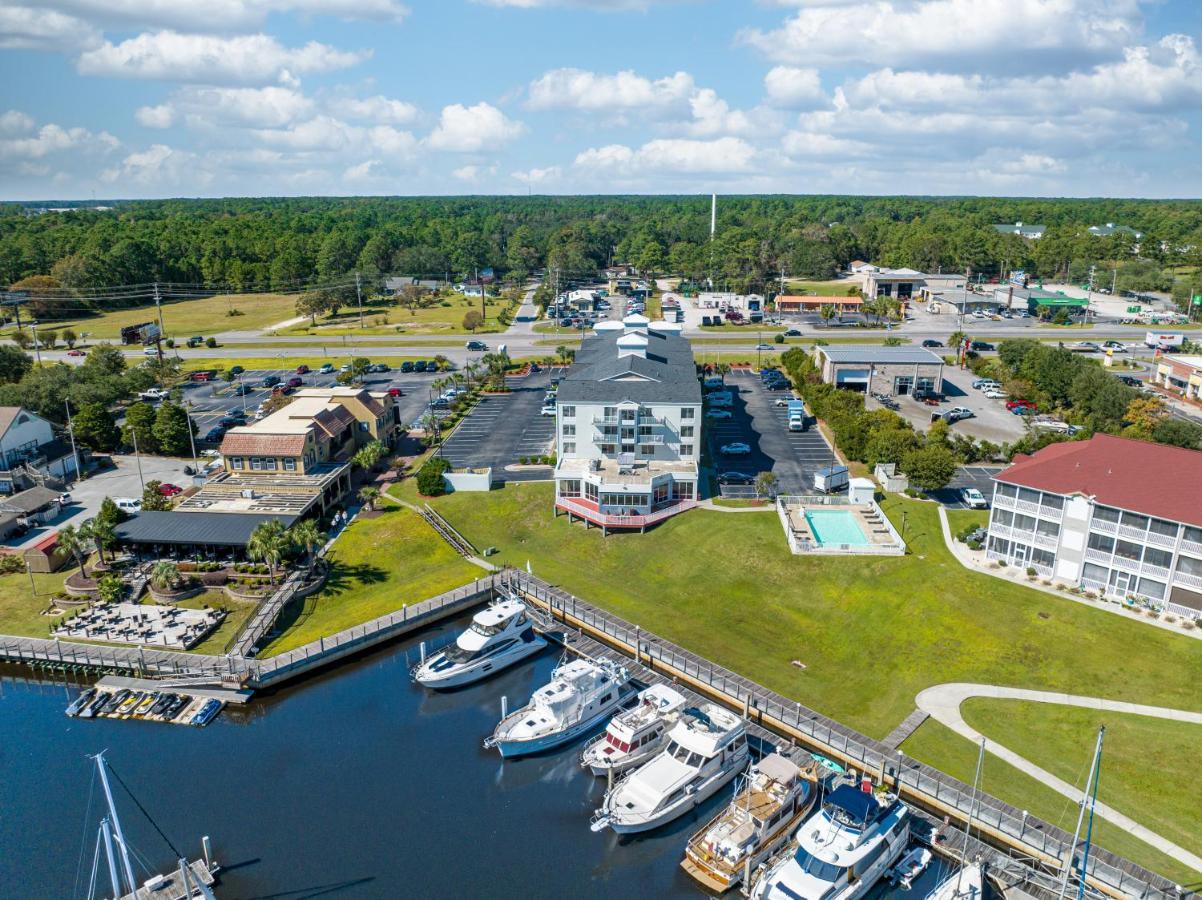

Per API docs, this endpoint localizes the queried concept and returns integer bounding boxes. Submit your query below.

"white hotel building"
[986,434,1202,619]
[553,315,701,533]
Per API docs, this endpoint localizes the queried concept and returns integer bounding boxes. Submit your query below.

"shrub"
[205,336,218,348]
[227,308,244,317]
[773,333,785,344]
[416,457,451,496]
[0,555,25,575]
[1026,566,1037,578]
[519,456,529,465]
[164,338,175,348]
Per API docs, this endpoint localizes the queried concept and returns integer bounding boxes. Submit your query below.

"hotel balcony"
[554,495,696,531]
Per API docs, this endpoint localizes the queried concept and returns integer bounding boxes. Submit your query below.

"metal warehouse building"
[814,345,945,396]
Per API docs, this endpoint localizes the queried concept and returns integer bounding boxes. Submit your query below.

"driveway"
[438,370,556,482]
[870,366,1030,445]
[927,465,1004,509]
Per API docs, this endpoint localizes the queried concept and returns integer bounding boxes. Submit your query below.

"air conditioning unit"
[240,489,257,499]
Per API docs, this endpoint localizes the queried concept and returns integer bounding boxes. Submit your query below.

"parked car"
[960,487,988,509]
[982,387,1008,399]
[204,426,226,442]
[273,384,294,396]
[400,361,414,373]
[262,375,281,387]
[1006,399,1037,412]
[912,388,942,403]
[773,396,799,407]
[540,404,556,417]
[158,483,183,497]
[944,407,975,423]
[217,415,243,428]
[720,442,751,455]
[234,383,252,395]
[705,409,733,420]
[139,388,170,401]
[286,376,303,388]
[387,387,403,397]
[921,339,943,348]
[370,363,391,373]
[970,341,995,352]
[318,363,335,374]
[115,498,142,513]
[66,348,85,356]
[295,364,310,374]
[1102,341,1127,352]
[465,340,487,351]
[229,365,245,376]
[972,379,1001,391]
[189,371,216,382]
[413,360,429,372]
[717,472,755,486]
[1116,375,1142,387]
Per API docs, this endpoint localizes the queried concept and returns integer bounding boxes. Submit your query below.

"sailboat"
[83,752,218,899]
[927,739,985,900]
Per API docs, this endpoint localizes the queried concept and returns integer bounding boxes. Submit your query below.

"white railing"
[1084,548,1112,564]
[1144,530,1178,549]
[992,492,1016,509]
[1173,570,1202,590]
[1032,533,1060,550]
[1038,505,1064,522]
[1015,499,1040,514]
[990,524,1013,539]
[1081,578,1108,594]
[1092,519,1118,535]
[1033,562,1053,577]
[1110,555,1141,573]
[1167,602,1200,620]
[1180,539,1202,557]
[1118,524,1150,541]
[1141,562,1170,580]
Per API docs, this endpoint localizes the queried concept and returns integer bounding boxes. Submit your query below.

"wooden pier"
[119,858,215,900]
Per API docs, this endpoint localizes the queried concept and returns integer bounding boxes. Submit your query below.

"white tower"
[710,193,717,239]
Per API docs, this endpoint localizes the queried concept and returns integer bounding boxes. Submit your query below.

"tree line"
[3,196,1201,317]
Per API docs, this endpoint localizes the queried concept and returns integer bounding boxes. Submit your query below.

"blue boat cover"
[825,784,885,826]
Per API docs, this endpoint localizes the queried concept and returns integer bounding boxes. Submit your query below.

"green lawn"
[279,295,517,336]
[946,508,990,533]
[785,279,862,295]
[902,719,1199,885]
[0,568,73,637]
[259,501,481,656]
[167,591,258,655]
[420,481,1202,878]
[176,354,429,373]
[31,293,297,341]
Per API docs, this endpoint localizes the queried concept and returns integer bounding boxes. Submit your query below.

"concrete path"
[915,681,1202,873]
[503,283,541,337]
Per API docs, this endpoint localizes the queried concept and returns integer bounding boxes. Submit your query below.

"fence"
[0,634,246,681]
[506,571,1188,900]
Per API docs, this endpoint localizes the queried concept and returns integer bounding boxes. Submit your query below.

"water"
[0,614,949,899]
[804,509,871,546]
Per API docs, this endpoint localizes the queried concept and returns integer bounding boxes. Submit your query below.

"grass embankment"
[945,508,990,533]
[421,482,1202,880]
[43,293,295,340]
[902,720,1198,885]
[785,279,861,295]
[170,592,258,655]
[260,501,481,656]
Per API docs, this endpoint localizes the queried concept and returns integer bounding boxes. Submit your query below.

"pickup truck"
[139,388,169,402]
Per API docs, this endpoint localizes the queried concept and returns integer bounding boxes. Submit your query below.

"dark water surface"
[0,614,946,899]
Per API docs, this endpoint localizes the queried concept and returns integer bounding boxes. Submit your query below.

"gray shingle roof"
[819,345,945,365]
[115,511,299,547]
[556,328,701,405]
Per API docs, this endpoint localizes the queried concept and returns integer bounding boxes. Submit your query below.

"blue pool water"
[804,508,870,546]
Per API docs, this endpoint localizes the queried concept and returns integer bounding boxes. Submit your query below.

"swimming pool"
[804,509,870,546]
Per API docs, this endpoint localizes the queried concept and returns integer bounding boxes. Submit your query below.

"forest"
[3,195,1202,318]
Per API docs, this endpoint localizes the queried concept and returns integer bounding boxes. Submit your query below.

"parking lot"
[707,370,837,497]
[866,367,1030,445]
[927,464,1004,509]
[438,370,557,481]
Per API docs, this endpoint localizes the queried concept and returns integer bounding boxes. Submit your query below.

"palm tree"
[358,486,381,511]
[82,518,116,566]
[555,344,570,365]
[290,519,326,574]
[247,519,290,585]
[149,560,180,591]
[462,362,479,391]
[57,523,88,579]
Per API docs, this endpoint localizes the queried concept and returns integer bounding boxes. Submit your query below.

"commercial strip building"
[814,345,945,397]
[776,295,862,316]
[991,286,1087,317]
[863,267,925,301]
[553,315,701,532]
[985,434,1202,618]
[1154,355,1202,402]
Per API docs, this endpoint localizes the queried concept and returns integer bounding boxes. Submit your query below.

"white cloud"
[575,137,757,174]
[161,86,314,129]
[77,31,369,85]
[763,66,825,109]
[253,116,418,159]
[741,0,1143,70]
[426,102,524,152]
[0,5,100,51]
[339,95,419,125]
[344,159,384,181]
[453,164,499,182]
[0,111,36,135]
[135,103,176,128]
[528,68,695,112]
[100,142,208,188]
[683,89,754,137]
[511,165,560,185]
[0,121,118,159]
[19,0,408,32]
[781,131,872,158]
[473,0,666,8]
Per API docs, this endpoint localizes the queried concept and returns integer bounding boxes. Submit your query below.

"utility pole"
[184,402,199,477]
[1086,264,1096,326]
[154,282,165,363]
[355,272,364,329]
[477,267,485,322]
[30,322,41,365]
[131,426,145,492]
[64,399,81,486]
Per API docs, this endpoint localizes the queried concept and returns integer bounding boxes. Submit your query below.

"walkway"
[916,682,1202,874]
[502,282,541,337]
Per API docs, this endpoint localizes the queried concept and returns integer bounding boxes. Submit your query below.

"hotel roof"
[556,326,701,405]
[996,434,1202,527]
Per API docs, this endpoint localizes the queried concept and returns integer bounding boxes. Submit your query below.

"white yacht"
[485,657,634,758]
[580,683,687,777]
[682,753,818,894]
[413,598,546,689]
[926,863,985,900]
[750,784,911,900]
[590,704,749,835]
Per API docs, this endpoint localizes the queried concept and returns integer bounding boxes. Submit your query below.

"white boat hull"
[495,700,625,758]
[605,755,747,834]
[584,743,660,777]
[414,636,546,689]
[752,824,908,900]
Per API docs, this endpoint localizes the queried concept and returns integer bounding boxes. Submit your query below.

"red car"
[158,483,183,497]
[66,349,85,357]
[295,364,310,374]
[272,384,294,396]
[190,371,216,382]
[286,376,303,388]
[1006,399,1037,412]
[387,387,403,397]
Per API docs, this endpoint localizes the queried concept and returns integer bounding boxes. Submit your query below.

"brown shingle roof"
[220,432,307,456]
[313,406,354,438]
[354,390,386,417]
[997,434,1202,528]
[0,407,22,435]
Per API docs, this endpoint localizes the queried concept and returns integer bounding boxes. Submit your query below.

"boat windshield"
[791,847,846,884]
[470,616,515,638]
[443,643,482,664]
[665,739,705,767]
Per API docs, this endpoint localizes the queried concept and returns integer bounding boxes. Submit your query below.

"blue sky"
[1,0,1201,199]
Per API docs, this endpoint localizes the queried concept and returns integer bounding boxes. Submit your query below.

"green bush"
[0,555,25,575]
[416,457,451,496]
[773,333,785,344]
[205,336,218,348]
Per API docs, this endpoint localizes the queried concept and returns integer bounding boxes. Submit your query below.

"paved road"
[928,465,1005,509]
[915,682,1202,873]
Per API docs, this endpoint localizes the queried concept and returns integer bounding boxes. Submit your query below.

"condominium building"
[553,315,701,533]
[985,434,1202,619]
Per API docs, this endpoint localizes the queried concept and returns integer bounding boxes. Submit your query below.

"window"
[1082,562,1109,583]
[584,482,598,502]
[1087,533,1115,553]
[1093,505,1121,524]
[1032,548,1055,567]
[600,444,616,455]
[989,536,1011,556]
[996,482,1017,498]
[1137,578,1166,600]
[1115,540,1143,562]
[681,407,695,420]
[563,442,576,454]
[680,426,694,438]
[1041,493,1064,511]
[562,424,576,438]
[1148,518,1179,539]
[680,444,693,457]
[1013,513,1036,533]
[283,458,297,471]
[560,480,581,497]
[638,426,653,437]
[1120,511,1150,531]
[1144,546,1172,569]
[992,509,1014,528]
[561,405,575,418]
[675,482,695,500]
[1185,526,1202,544]
[639,445,655,455]
[1018,487,1041,505]
[230,457,244,470]
[1035,519,1060,538]
[359,421,369,431]
[1177,554,1202,577]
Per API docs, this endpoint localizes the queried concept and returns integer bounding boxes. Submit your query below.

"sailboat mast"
[1076,727,1106,900]
[93,753,137,895]
[1057,727,1105,900]
[100,818,122,900]
[954,738,985,895]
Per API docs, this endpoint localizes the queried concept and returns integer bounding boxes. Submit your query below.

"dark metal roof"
[556,328,702,405]
[0,485,62,514]
[115,511,299,547]
[819,345,944,366]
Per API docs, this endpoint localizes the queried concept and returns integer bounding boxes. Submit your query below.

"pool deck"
[778,495,906,556]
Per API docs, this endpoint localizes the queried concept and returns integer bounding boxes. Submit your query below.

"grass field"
[902,719,1198,884]
[171,592,258,655]
[0,568,73,637]
[176,354,427,373]
[416,481,1202,879]
[945,508,990,533]
[41,293,296,340]
[260,501,481,656]
[279,295,517,336]
[785,279,863,295]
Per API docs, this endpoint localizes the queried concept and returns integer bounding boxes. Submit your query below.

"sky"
[1,0,1201,200]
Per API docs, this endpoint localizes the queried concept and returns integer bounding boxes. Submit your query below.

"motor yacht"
[590,704,749,835]
[750,784,911,900]
[485,657,634,758]
[580,683,686,777]
[682,753,818,893]
[414,597,547,689]
[926,863,985,900]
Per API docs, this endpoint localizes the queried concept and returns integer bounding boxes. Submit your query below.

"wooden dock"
[119,858,215,900]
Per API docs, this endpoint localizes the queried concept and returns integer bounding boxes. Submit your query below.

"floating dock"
[120,859,216,900]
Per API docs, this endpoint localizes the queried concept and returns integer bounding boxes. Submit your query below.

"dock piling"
[501,695,508,719]
[202,835,213,869]
[420,641,426,664]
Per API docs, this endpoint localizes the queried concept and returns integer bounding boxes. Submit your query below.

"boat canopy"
[824,785,886,829]
[757,753,800,785]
